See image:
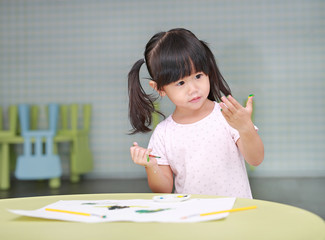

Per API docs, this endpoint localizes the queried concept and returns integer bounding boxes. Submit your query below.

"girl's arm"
[219,95,264,166]
[130,142,174,193]
[236,127,264,166]
[145,165,174,193]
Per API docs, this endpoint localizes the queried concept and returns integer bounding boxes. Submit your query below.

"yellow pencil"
[181,205,257,219]
[45,208,106,218]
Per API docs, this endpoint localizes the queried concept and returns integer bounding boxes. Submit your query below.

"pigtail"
[128,59,157,134]
[200,41,231,101]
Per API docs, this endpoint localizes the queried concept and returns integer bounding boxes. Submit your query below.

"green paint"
[136,208,171,214]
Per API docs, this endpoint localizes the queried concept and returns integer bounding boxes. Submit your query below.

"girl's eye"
[195,74,203,79]
[176,81,185,86]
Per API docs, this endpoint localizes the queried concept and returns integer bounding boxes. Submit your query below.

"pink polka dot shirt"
[148,102,253,199]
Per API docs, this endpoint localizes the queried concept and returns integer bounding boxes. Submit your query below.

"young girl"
[128,28,264,198]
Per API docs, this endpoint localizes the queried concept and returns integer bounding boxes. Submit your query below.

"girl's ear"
[149,80,166,97]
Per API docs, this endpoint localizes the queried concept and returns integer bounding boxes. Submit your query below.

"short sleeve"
[229,126,240,143]
[147,123,169,165]
[229,125,259,143]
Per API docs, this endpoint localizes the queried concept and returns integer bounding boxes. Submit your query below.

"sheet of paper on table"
[9,197,236,223]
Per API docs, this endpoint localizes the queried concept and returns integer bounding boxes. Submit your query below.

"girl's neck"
[172,99,215,124]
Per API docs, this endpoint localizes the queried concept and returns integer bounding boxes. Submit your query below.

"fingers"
[220,94,253,112]
[219,95,238,117]
[246,94,254,112]
[219,94,254,122]
[130,142,152,166]
[220,95,242,111]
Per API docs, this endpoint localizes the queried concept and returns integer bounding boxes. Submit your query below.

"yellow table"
[0,193,324,240]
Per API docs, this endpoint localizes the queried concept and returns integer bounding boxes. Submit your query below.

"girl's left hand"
[219,95,254,132]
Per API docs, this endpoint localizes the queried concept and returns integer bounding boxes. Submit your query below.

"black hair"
[128,28,231,134]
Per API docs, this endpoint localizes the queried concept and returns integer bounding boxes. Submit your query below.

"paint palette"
[153,194,191,202]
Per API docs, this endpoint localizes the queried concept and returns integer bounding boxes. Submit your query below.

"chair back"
[0,105,18,138]
[15,103,62,180]
[56,104,93,181]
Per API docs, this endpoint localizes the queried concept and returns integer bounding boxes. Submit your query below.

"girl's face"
[160,72,210,112]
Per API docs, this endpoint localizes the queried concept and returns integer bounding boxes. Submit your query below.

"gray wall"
[1,1,324,182]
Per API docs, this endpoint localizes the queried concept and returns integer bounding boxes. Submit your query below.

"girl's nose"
[187,80,198,95]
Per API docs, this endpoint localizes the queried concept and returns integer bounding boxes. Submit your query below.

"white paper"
[9,197,236,223]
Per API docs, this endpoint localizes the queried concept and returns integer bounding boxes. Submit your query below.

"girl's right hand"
[130,142,158,167]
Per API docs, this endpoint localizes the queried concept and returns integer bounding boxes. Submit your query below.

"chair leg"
[69,138,80,183]
[69,136,93,183]
[70,147,80,183]
[9,144,17,172]
[70,173,80,183]
[0,143,10,190]
[49,177,61,188]
[49,143,61,188]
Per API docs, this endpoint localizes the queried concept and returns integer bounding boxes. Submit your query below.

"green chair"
[57,104,93,182]
[0,106,18,190]
[0,105,18,138]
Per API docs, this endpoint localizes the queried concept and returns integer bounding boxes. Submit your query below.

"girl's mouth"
[189,97,201,103]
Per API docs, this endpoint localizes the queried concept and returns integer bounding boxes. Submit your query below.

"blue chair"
[15,104,62,182]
